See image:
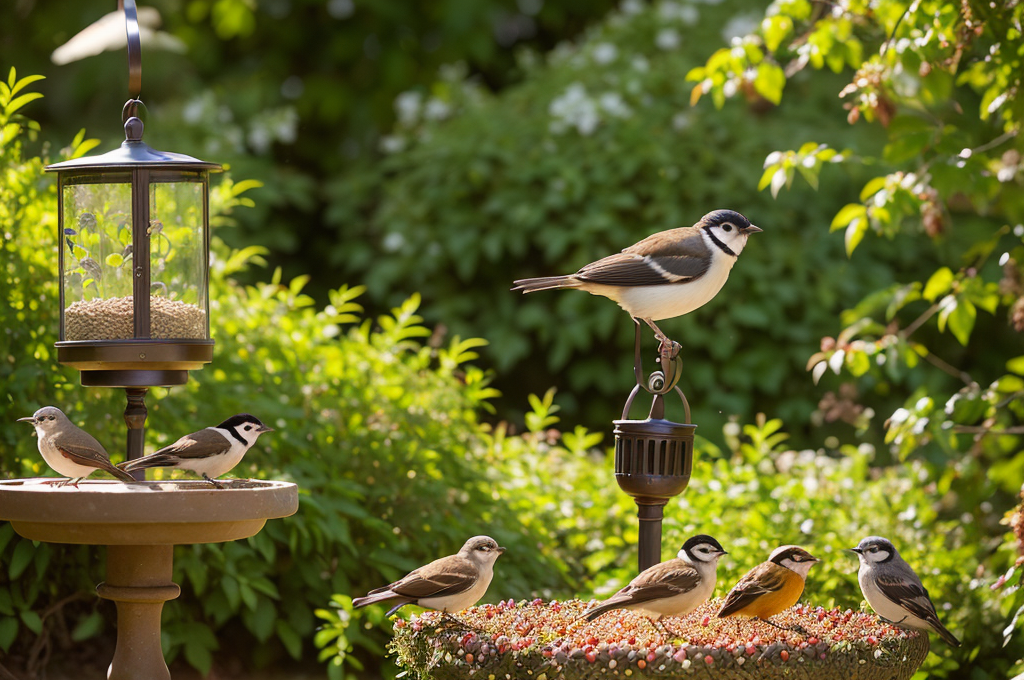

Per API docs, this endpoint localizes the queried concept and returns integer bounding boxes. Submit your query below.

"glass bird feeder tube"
[46,113,220,388]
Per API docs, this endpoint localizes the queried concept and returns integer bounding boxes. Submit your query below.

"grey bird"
[117,414,272,488]
[17,406,135,486]
[512,210,761,345]
[850,536,961,647]
[353,536,506,617]
[584,534,727,631]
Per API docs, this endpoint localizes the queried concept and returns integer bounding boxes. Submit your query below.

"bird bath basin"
[0,478,298,679]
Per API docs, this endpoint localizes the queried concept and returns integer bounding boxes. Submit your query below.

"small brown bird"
[584,535,727,631]
[353,536,506,617]
[17,406,135,486]
[717,545,820,631]
[512,210,761,345]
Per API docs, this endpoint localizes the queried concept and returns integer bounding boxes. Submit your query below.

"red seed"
[647,652,656,663]
[867,635,879,645]
[704,655,714,665]
[780,650,790,662]
[745,645,756,655]
[638,660,646,669]
[808,637,819,645]
[465,654,474,664]
[702,616,710,626]
[585,651,597,663]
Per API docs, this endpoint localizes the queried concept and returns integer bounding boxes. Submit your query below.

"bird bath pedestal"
[0,478,297,679]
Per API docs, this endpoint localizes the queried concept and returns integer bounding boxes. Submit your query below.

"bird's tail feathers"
[931,618,961,647]
[511,276,581,293]
[582,600,622,622]
[353,590,414,617]
[103,463,138,483]
[118,454,178,473]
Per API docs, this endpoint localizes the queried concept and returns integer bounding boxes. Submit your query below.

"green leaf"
[831,203,866,231]
[859,177,888,202]
[754,62,786,105]
[0,617,16,652]
[947,298,975,345]
[845,216,867,255]
[1007,356,1024,376]
[71,611,104,641]
[5,92,43,116]
[20,610,42,635]
[8,540,34,580]
[105,253,124,268]
[276,619,303,659]
[923,267,954,302]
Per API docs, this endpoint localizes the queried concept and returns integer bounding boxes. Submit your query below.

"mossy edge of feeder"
[390,599,930,680]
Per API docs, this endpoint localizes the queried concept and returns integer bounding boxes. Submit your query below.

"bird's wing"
[152,429,231,459]
[55,440,110,468]
[388,555,477,599]
[875,573,941,623]
[716,562,789,617]
[577,229,711,285]
[608,560,702,606]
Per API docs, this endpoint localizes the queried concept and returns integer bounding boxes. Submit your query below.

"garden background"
[2,0,1024,678]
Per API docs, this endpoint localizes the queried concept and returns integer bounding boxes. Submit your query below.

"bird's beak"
[16,417,34,423]
[847,547,863,555]
[717,550,729,556]
[257,425,274,433]
[742,225,763,234]
[497,546,507,554]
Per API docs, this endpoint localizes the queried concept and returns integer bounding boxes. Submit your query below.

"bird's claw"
[202,474,226,489]
[658,337,681,361]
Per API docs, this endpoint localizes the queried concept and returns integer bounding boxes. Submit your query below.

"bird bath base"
[0,478,298,680]
[391,599,930,680]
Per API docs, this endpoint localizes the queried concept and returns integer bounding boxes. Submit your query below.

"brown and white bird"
[851,536,960,646]
[117,414,272,487]
[584,534,727,629]
[512,210,761,344]
[717,545,820,631]
[18,406,135,486]
[353,536,506,617]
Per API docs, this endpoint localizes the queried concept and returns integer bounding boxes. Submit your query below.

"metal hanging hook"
[621,320,691,423]
[124,0,142,100]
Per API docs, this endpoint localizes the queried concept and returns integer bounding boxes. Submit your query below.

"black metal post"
[637,500,667,572]
[124,387,148,481]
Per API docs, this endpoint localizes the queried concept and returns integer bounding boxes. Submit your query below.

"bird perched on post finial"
[17,406,135,486]
[850,536,961,647]
[512,210,761,347]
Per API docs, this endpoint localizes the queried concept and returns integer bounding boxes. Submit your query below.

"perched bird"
[850,536,961,647]
[717,545,820,631]
[17,406,135,486]
[512,210,761,345]
[584,534,727,631]
[117,414,272,487]
[353,536,506,617]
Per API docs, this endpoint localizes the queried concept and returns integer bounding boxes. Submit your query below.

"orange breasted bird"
[716,545,820,632]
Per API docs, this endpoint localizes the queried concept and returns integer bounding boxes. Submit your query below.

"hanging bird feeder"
[614,322,695,572]
[44,0,219,467]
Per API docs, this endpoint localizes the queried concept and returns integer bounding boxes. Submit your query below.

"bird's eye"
[868,547,877,552]
[245,425,252,431]
[48,416,55,421]
[722,223,734,232]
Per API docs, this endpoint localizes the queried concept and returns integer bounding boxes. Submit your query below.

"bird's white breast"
[584,245,736,321]
[38,436,98,478]
[637,570,716,619]
[420,562,493,613]
[181,428,249,477]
